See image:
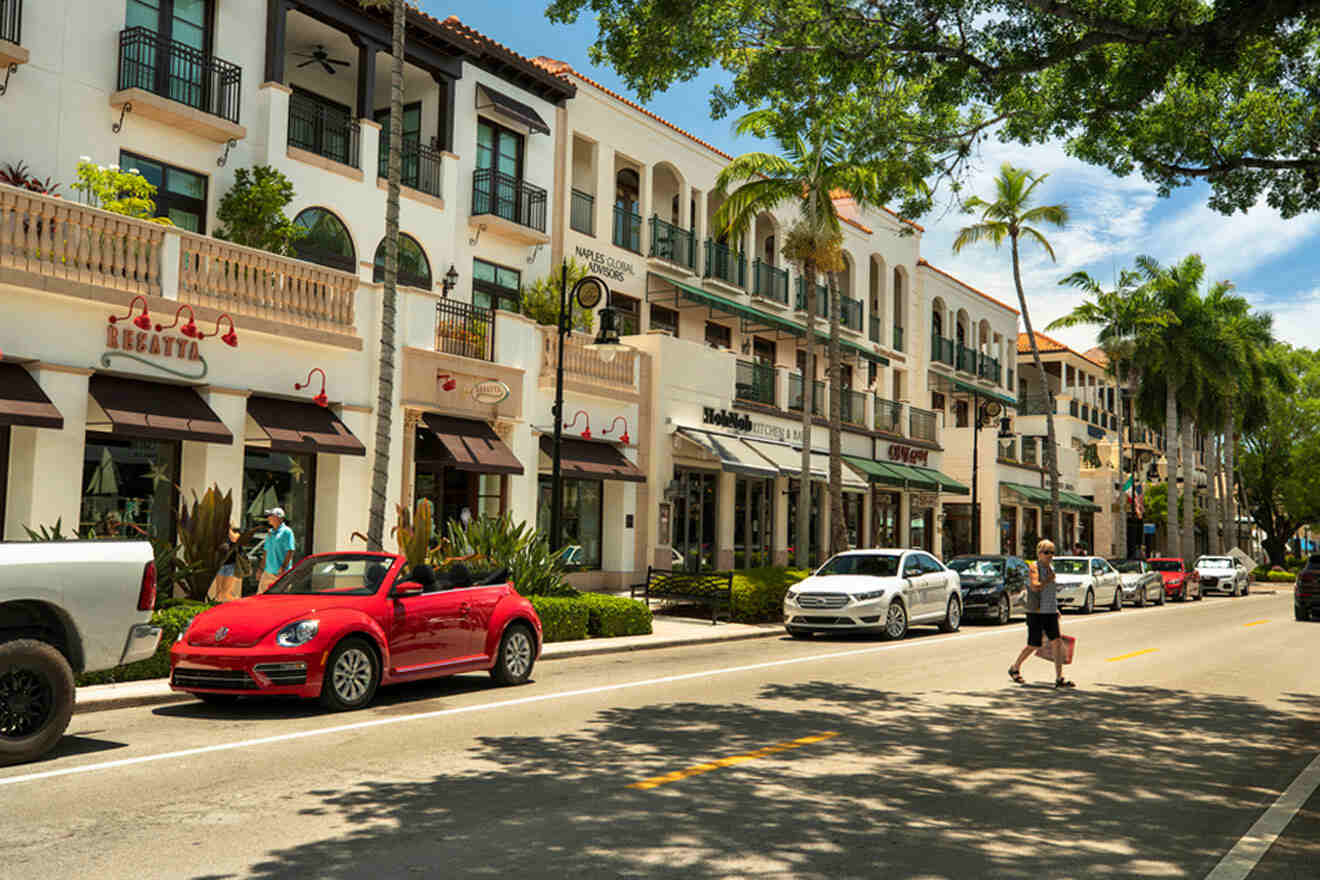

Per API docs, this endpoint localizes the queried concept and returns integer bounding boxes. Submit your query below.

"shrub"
[442,514,577,597]
[520,257,594,332]
[730,567,810,623]
[528,596,589,643]
[214,165,303,254]
[76,600,210,686]
[578,593,652,637]
[71,158,168,223]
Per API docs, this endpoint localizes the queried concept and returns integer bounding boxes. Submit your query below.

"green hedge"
[1254,568,1300,582]
[527,596,590,643]
[77,600,210,686]
[731,567,810,623]
[577,593,652,638]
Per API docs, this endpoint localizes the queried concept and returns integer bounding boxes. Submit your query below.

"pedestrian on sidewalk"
[258,507,295,593]
[1009,539,1075,688]
[207,524,244,602]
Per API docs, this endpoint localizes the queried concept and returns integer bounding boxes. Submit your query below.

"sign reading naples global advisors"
[575,245,636,282]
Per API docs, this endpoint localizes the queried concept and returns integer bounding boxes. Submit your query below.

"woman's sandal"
[1055,677,1076,689]
[1009,667,1025,684]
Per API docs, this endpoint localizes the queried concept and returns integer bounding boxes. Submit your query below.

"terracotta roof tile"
[917,260,1019,315]
[831,190,924,233]
[1017,332,1106,368]
[416,13,575,97]
[1084,346,1108,365]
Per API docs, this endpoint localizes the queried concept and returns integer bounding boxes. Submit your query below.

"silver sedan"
[1108,559,1166,607]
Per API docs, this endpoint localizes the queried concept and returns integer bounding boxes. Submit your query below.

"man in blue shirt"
[258,507,296,593]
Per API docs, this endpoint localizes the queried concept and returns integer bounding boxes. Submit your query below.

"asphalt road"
[2,590,1316,880]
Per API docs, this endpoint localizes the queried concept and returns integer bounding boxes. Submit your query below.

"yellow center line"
[1244,619,1270,627]
[1106,648,1159,663]
[628,732,840,790]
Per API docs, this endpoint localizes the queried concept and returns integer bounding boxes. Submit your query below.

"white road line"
[1204,751,1320,880]
[0,592,1277,789]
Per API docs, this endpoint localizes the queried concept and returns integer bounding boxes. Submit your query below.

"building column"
[638,164,654,256]
[596,144,615,247]
[898,490,911,547]
[861,487,872,550]
[693,190,708,270]
[773,475,789,566]
[716,469,736,571]
[180,388,247,511]
[400,409,422,514]
[315,406,373,550]
[679,180,692,230]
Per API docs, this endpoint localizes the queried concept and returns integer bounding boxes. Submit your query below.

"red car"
[1147,557,1202,602]
[170,552,542,711]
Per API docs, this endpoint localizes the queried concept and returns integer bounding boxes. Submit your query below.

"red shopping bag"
[1035,634,1076,664]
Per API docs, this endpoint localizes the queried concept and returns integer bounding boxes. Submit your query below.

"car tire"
[490,623,537,686]
[1136,588,1146,608]
[1242,580,1250,596]
[786,627,813,639]
[882,600,908,641]
[996,595,1012,626]
[1178,587,1187,603]
[939,596,962,633]
[320,637,380,712]
[196,693,240,707]
[1082,589,1095,614]
[1111,586,1123,612]
[1297,604,1310,622]
[1157,587,1165,606]
[0,639,75,767]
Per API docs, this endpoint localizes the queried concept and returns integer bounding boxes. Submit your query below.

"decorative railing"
[1,0,21,45]
[751,259,789,304]
[875,397,903,434]
[649,216,695,270]
[956,343,978,374]
[540,327,636,387]
[379,139,443,198]
[735,360,776,407]
[978,354,1001,383]
[1021,436,1039,465]
[570,189,594,235]
[704,239,744,287]
[117,26,242,124]
[289,91,360,168]
[613,205,641,252]
[893,324,905,352]
[794,277,830,317]
[788,373,825,416]
[840,296,863,331]
[869,315,881,343]
[472,168,547,233]
[840,388,867,426]
[909,406,938,443]
[435,299,494,361]
[931,334,954,365]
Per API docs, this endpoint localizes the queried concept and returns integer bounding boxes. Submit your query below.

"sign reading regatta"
[575,245,636,283]
[702,407,802,444]
[106,324,201,362]
[887,443,930,466]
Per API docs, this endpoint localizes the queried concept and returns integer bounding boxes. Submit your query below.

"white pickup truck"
[1,540,162,765]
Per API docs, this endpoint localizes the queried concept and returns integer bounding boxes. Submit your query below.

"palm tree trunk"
[1011,234,1061,542]
[1208,433,1222,553]
[827,272,846,556]
[1224,398,1238,551]
[1117,364,1127,557]
[1181,417,1195,561]
[1165,383,1179,558]
[366,0,405,550]
[797,261,816,569]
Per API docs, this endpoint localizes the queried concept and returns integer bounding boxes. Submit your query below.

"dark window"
[477,118,523,178]
[932,391,945,411]
[243,447,315,568]
[374,101,422,186]
[955,399,969,428]
[752,336,776,365]
[868,360,877,387]
[288,88,356,167]
[705,321,732,350]
[537,477,603,569]
[124,0,214,107]
[613,293,640,335]
[120,151,208,233]
[472,258,520,312]
[373,233,432,290]
[127,0,211,50]
[291,207,355,272]
[650,304,678,336]
[81,434,180,543]
[615,168,639,214]
[764,235,775,266]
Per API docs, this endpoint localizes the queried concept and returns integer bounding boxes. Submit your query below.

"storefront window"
[909,506,933,553]
[416,467,506,535]
[614,294,640,336]
[243,448,315,561]
[872,490,900,547]
[81,434,179,541]
[843,492,863,549]
[1023,507,1040,555]
[1063,512,1076,551]
[1002,504,1019,556]
[650,304,679,337]
[1079,512,1094,555]
[537,477,602,569]
[942,502,974,558]
[734,476,774,569]
[786,480,823,568]
[673,468,718,571]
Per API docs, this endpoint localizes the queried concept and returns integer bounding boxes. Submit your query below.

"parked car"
[1,540,162,765]
[1195,555,1251,596]
[1295,555,1320,621]
[1148,557,1201,602]
[169,552,542,711]
[783,549,962,641]
[1051,556,1123,614]
[1108,559,1166,607]
[947,555,1029,625]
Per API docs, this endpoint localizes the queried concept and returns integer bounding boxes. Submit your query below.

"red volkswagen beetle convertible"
[169,552,543,711]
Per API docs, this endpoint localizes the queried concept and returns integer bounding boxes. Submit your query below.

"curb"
[74,625,785,716]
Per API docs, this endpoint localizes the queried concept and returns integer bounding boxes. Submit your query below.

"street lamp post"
[969,392,1009,554]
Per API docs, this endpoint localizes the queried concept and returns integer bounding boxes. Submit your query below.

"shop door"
[872,491,899,548]
[735,476,774,569]
[242,449,315,583]
[673,469,717,572]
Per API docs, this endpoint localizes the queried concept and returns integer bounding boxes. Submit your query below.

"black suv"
[1296,555,1320,621]
[947,555,1030,625]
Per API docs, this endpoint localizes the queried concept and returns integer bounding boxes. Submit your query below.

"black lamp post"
[548,264,624,551]
[969,392,1010,553]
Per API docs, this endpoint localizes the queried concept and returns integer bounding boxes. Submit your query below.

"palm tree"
[954,164,1069,544]
[362,0,405,550]
[1048,272,1171,556]
[713,109,885,566]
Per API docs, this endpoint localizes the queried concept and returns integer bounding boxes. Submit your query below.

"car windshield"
[1050,558,1090,575]
[266,554,394,596]
[1148,560,1183,572]
[1198,557,1233,569]
[816,554,901,578]
[948,558,1003,577]
[1109,559,1143,574]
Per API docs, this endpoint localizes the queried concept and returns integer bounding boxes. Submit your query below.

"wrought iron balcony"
[931,334,955,366]
[435,299,494,361]
[1,0,21,46]
[788,374,825,416]
[751,259,789,304]
[839,296,863,331]
[794,277,830,317]
[978,353,1001,383]
[908,406,938,443]
[289,91,359,168]
[613,205,641,252]
[735,360,776,407]
[840,388,867,426]
[570,189,594,235]
[472,168,547,233]
[704,239,744,287]
[956,343,978,374]
[117,26,242,124]
[378,139,443,198]
[875,397,904,434]
[649,216,695,270]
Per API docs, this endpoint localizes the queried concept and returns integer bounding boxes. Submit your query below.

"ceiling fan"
[293,45,350,75]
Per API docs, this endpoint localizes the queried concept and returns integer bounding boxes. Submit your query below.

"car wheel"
[996,595,1012,625]
[1297,604,1310,622]
[320,638,379,712]
[1082,589,1095,614]
[939,596,962,633]
[1178,587,1187,602]
[196,693,240,707]
[882,601,908,641]
[1157,586,1166,606]
[1193,585,1203,601]
[786,627,813,640]
[1135,587,1146,608]
[1111,586,1123,612]
[0,639,75,767]
[491,623,537,686]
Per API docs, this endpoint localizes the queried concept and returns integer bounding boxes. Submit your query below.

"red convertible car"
[169,552,543,711]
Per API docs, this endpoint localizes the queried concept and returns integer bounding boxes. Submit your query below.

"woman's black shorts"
[1025,612,1061,647]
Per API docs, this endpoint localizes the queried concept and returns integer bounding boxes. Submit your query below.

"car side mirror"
[392,580,424,598]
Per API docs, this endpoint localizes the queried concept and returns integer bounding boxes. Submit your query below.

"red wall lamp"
[295,367,329,407]
[155,304,202,338]
[438,373,457,392]
[564,409,591,439]
[109,295,153,331]
[212,313,238,347]
[603,416,630,445]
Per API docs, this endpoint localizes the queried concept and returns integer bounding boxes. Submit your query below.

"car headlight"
[785,590,799,601]
[276,619,319,647]
[853,590,886,602]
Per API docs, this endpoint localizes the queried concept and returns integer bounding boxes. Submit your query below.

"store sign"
[887,443,930,466]
[702,407,802,444]
[102,324,207,379]
[574,245,637,283]
[471,380,511,405]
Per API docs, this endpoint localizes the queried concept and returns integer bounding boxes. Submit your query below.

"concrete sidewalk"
[74,616,783,715]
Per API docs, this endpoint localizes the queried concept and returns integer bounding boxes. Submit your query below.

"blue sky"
[432,0,1320,355]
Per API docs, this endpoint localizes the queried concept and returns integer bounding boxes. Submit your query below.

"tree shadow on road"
[228,682,1320,880]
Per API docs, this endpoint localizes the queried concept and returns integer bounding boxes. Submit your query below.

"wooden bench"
[631,567,734,625]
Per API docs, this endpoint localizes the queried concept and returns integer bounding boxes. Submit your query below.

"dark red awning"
[0,363,63,429]
[417,414,523,475]
[247,396,366,456]
[539,435,645,482]
[88,374,232,444]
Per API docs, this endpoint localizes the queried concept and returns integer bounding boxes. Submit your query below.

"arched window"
[373,234,432,290]
[292,207,355,272]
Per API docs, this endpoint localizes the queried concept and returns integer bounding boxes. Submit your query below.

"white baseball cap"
[264,507,286,519]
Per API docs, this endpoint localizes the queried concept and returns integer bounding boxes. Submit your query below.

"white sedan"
[783,549,963,640]
[1052,556,1124,614]
[1195,556,1251,596]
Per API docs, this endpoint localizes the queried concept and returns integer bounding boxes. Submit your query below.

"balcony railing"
[840,388,867,426]
[751,260,789,304]
[893,325,905,352]
[998,437,1017,461]
[735,360,776,407]
[472,168,547,233]
[117,26,242,125]
[840,296,863,331]
[570,189,594,235]
[613,205,641,252]
[436,299,494,361]
[956,343,978,374]
[1021,437,1039,466]
[289,91,360,168]
[704,239,744,287]
[378,139,442,198]
[875,397,903,434]
[788,374,825,416]
[2,0,21,45]
[540,327,636,388]
[794,277,830,317]
[909,406,938,443]
[869,315,881,343]
[649,216,695,271]
[931,334,955,366]
[978,353,1001,383]
[1018,394,1053,415]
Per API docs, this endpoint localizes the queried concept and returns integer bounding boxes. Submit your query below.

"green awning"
[1002,482,1100,512]
[1059,489,1102,512]
[916,465,970,496]
[950,377,1016,408]
[1002,482,1052,504]
[845,456,969,495]
[816,332,891,366]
